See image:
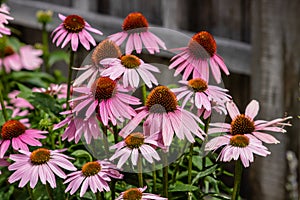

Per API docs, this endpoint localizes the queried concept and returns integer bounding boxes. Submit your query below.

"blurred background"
[7,0,300,199]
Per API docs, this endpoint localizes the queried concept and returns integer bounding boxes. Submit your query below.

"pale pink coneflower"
[119,85,205,147]
[0,4,13,37]
[100,54,160,88]
[205,134,270,167]
[33,83,68,99]
[73,39,122,88]
[117,186,167,200]
[208,100,292,144]
[108,12,166,55]
[109,132,164,168]
[72,77,141,126]
[64,160,123,197]
[0,45,43,73]
[53,108,102,144]
[51,14,103,51]
[169,31,230,83]
[0,157,9,174]
[0,120,47,158]
[172,78,231,119]
[8,148,77,188]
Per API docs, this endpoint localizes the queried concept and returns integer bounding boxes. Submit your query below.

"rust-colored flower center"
[125,132,145,149]
[189,31,216,57]
[188,78,208,93]
[1,120,26,140]
[146,86,178,113]
[122,12,148,31]
[0,46,15,58]
[230,114,255,135]
[123,188,143,200]
[92,77,116,101]
[121,55,141,69]
[63,15,85,33]
[82,161,101,177]
[92,39,122,65]
[30,148,51,165]
[230,134,250,148]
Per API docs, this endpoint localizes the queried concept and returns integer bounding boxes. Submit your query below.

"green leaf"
[29,92,60,114]
[71,150,93,162]
[192,164,219,185]
[48,50,69,66]
[17,83,33,99]
[11,71,55,88]
[169,183,199,192]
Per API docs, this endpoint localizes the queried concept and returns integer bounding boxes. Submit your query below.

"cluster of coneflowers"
[0,4,292,200]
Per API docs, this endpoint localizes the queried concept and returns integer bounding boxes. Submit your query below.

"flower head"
[64,160,123,197]
[108,12,166,55]
[72,77,141,126]
[119,86,205,146]
[110,132,163,168]
[53,104,103,144]
[172,78,231,118]
[0,120,47,158]
[8,148,76,188]
[51,14,103,51]
[0,45,43,73]
[73,39,122,88]
[209,100,292,144]
[169,31,230,83]
[100,54,160,88]
[116,186,167,200]
[205,134,270,167]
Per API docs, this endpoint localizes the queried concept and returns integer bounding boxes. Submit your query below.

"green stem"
[188,143,194,184]
[0,81,8,121]
[141,83,147,105]
[95,191,103,200]
[162,154,168,198]
[110,180,116,200]
[113,125,118,144]
[102,125,110,156]
[231,160,243,200]
[138,154,143,187]
[42,23,50,73]
[152,162,157,193]
[45,183,54,200]
[66,50,75,110]
[202,117,211,170]
[27,184,35,200]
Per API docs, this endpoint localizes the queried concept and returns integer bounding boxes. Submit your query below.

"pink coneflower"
[172,78,231,119]
[8,148,76,188]
[119,85,205,146]
[117,186,167,200]
[169,31,230,83]
[205,134,270,167]
[0,120,47,158]
[108,12,166,55]
[0,157,9,174]
[72,77,141,126]
[0,45,43,73]
[0,4,13,37]
[208,100,292,144]
[51,14,103,51]
[64,160,123,197]
[73,39,122,87]
[0,102,30,126]
[53,108,102,144]
[8,90,34,109]
[33,83,67,99]
[110,132,163,168]
[100,54,160,88]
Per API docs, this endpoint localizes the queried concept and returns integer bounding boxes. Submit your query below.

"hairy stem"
[231,160,243,200]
